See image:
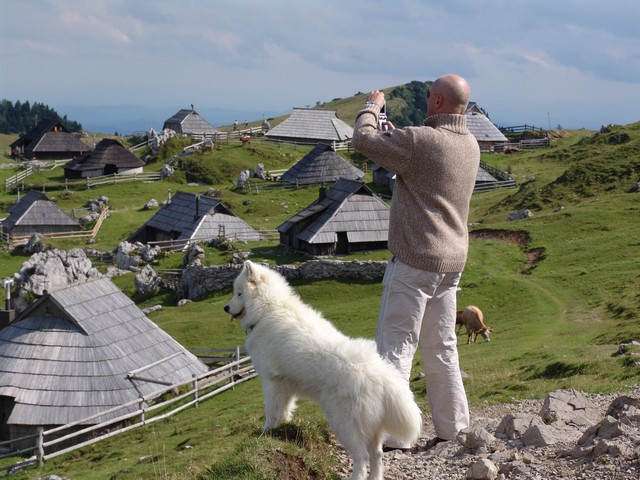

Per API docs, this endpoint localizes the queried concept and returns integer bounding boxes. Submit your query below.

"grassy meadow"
[0,120,639,479]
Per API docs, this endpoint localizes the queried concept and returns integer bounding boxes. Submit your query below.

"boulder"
[134,265,161,296]
[466,458,498,480]
[539,389,600,427]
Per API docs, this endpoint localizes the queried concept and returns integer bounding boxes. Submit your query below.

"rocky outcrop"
[12,248,102,313]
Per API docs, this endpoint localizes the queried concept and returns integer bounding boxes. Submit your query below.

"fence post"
[139,399,145,425]
[192,374,199,408]
[36,427,44,466]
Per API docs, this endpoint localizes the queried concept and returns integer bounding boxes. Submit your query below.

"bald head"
[427,74,471,116]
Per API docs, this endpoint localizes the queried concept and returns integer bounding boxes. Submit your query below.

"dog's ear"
[243,260,259,284]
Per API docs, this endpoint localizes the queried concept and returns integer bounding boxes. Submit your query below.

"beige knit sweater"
[352,104,480,272]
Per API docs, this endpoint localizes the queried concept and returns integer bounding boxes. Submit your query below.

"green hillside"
[0,96,639,478]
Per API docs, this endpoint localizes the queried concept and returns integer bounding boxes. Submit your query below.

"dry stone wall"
[179,259,388,301]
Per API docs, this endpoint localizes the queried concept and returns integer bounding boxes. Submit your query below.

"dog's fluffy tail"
[381,368,422,443]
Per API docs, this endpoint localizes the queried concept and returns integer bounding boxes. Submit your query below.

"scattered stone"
[466,458,498,479]
[337,386,640,480]
[141,304,162,315]
[145,198,159,209]
[507,209,534,221]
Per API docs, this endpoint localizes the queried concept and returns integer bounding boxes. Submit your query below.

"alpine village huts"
[1,190,81,241]
[10,118,89,160]
[278,178,390,255]
[162,109,217,138]
[63,138,144,179]
[0,278,209,451]
[265,108,353,148]
[128,191,263,249]
[280,143,364,186]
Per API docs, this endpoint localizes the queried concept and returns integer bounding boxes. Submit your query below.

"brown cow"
[456,305,491,344]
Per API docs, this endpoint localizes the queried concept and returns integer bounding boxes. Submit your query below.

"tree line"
[0,99,82,135]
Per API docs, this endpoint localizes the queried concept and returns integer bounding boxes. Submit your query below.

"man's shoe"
[382,444,412,453]
[422,436,447,451]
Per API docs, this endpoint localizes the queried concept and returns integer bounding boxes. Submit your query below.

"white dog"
[224,261,422,480]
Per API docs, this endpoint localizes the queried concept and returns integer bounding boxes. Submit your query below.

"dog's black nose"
[224,305,230,313]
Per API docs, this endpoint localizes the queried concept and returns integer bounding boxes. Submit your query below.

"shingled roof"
[465,103,508,143]
[64,138,144,178]
[2,190,81,237]
[129,191,263,247]
[280,143,364,186]
[10,118,89,160]
[265,108,353,146]
[0,278,209,426]
[278,179,389,255]
[162,109,217,137]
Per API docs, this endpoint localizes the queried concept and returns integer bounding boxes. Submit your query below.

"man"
[352,74,480,450]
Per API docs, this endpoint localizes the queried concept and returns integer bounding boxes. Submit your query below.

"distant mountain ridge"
[53,104,286,135]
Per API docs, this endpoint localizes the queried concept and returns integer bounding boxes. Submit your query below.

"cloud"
[1,0,639,129]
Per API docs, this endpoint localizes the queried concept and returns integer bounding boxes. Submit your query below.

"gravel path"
[335,386,640,479]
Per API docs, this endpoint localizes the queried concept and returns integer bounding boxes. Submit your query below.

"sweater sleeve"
[352,108,419,176]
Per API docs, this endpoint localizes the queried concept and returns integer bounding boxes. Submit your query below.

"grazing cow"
[456,305,491,344]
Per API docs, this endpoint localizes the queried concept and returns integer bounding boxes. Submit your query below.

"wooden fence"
[4,160,73,190]
[0,349,255,472]
[5,170,164,193]
[4,166,33,191]
[142,228,280,253]
[474,159,517,192]
[499,124,546,135]
[2,206,110,246]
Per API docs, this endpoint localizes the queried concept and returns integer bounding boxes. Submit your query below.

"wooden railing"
[2,206,110,246]
[0,349,256,471]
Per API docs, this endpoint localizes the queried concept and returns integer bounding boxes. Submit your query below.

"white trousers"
[377,257,469,445]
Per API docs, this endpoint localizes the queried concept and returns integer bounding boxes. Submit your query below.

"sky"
[2,0,640,131]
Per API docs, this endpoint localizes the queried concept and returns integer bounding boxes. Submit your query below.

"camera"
[378,103,388,131]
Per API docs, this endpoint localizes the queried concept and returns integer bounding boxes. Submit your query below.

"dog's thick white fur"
[224,261,422,480]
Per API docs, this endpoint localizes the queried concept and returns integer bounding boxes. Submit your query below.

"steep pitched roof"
[10,118,89,157]
[278,179,389,244]
[162,109,217,136]
[280,143,364,186]
[64,138,144,172]
[465,104,508,143]
[2,190,80,231]
[0,279,209,425]
[143,191,263,242]
[265,108,353,143]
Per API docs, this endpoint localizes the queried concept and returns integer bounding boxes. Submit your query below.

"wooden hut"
[1,190,81,240]
[265,108,353,148]
[63,138,144,179]
[9,119,89,160]
[0,278,209,450]
[280,143,364,186]
[128,191,263,249]
[278,179,389,255]
[465,103,508,152]
[162,109,217,138]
